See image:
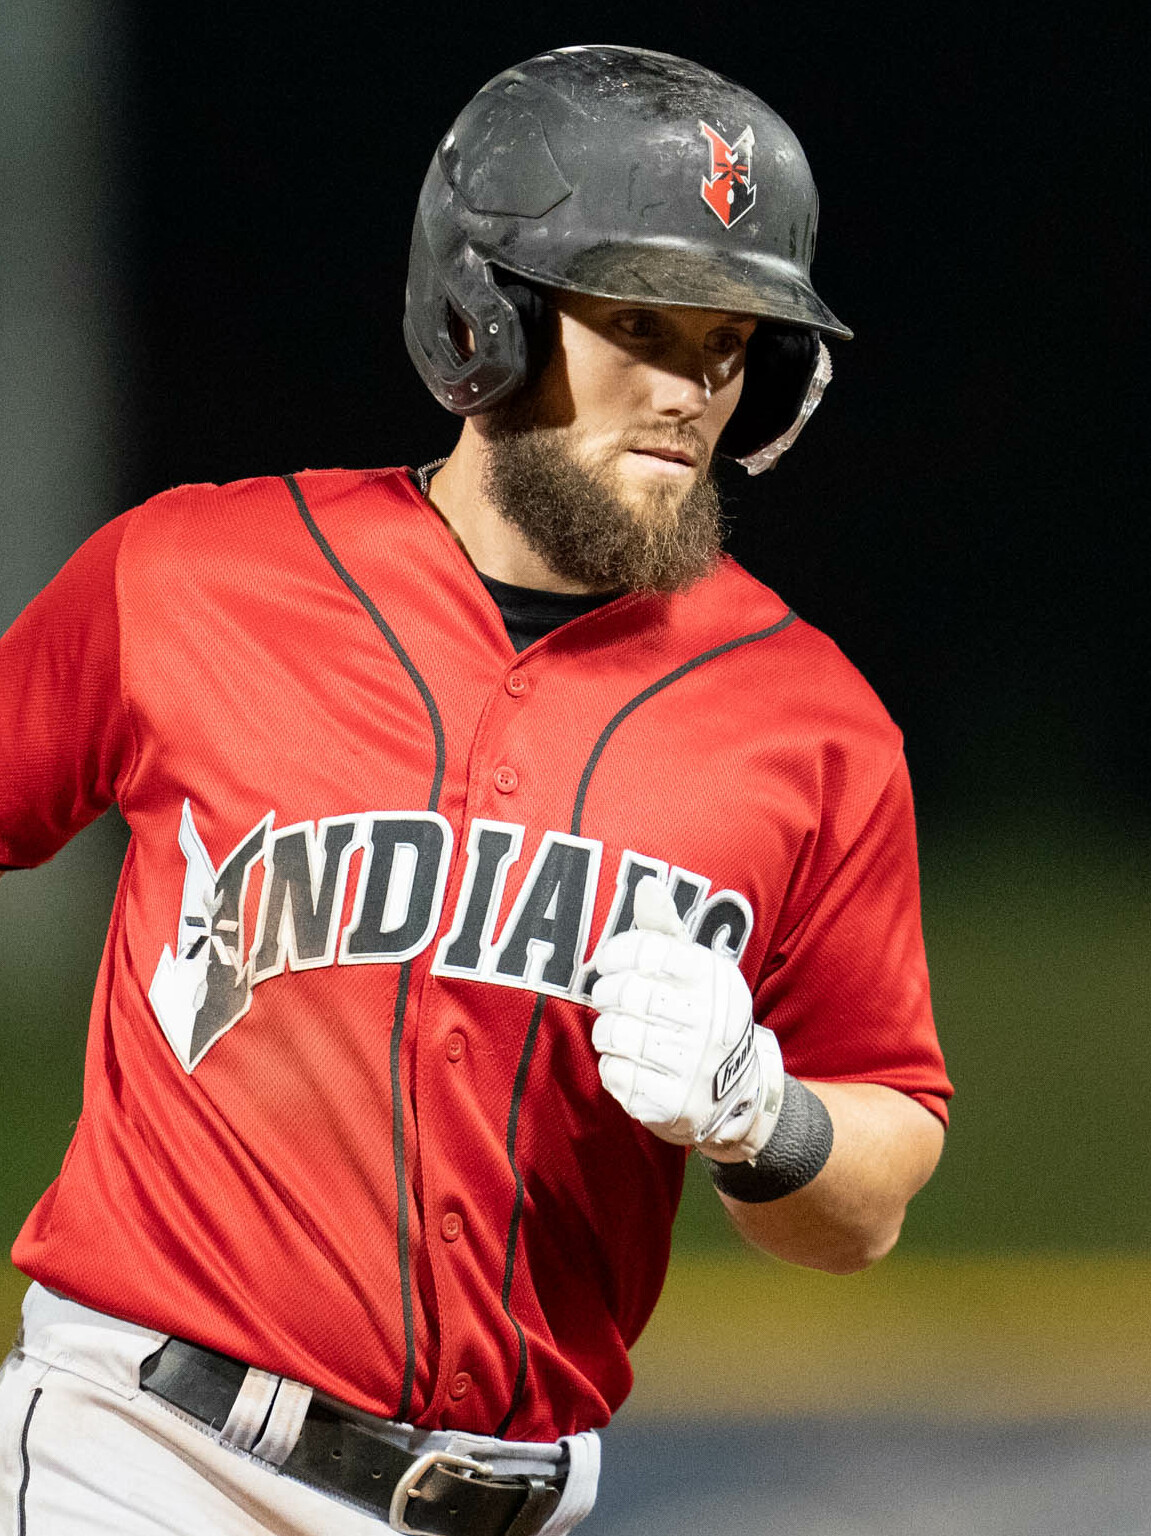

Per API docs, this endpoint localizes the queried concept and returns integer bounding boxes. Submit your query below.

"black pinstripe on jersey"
[284,472,446,1424]
[494,609,797,1433]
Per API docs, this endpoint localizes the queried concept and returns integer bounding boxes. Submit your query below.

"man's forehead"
[552,289,757,324]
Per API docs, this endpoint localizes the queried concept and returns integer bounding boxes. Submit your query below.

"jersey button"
[441,1212,463,1242]
[445,1032,466,1062]
[505,671,528,697]
[448,1371,472,1400]
[493,765,518,794]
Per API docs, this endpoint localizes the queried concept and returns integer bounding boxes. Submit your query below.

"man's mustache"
[613,426,711,470]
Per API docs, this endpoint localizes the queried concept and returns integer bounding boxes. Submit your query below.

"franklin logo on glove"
[714,1020,757,1105]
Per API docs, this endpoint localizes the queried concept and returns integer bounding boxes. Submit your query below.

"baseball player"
[0,45,951,1536]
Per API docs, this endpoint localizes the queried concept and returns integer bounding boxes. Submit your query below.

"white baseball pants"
[0,1284,600,1536]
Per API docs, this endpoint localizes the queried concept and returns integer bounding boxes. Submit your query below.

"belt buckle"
[389,1449,495,1535]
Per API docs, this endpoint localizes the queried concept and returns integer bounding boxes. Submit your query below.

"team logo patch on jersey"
[698,120,756,228]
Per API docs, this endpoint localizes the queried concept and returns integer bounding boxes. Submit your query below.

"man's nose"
[647,350,712,420]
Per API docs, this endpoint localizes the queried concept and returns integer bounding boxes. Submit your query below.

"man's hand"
[590,877,785,1161]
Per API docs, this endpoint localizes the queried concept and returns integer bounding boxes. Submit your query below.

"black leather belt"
[139,1337,564,1536]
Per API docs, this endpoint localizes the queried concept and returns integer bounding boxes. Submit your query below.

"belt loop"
[219,1366,280,1452]
[505,1476,560,1536]
[538,1431,601,1535]
[252,1377,314,1466]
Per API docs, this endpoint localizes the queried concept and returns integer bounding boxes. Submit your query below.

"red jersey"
[0,468,951,1440]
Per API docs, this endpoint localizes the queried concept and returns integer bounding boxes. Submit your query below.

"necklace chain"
[415,457,449,498]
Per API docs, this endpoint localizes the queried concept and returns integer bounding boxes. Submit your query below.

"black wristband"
[703,1076,834,1203]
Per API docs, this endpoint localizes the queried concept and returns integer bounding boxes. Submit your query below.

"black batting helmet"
[404,45,851,471]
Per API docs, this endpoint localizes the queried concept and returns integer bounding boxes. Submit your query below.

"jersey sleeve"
[0,514,136,868]
[756,752,952,1125]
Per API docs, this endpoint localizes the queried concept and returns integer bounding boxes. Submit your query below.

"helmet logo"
[698,121,756,228]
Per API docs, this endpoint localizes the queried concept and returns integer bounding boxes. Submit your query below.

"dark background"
[2,1,1147,1266]
[117,3,1147,828]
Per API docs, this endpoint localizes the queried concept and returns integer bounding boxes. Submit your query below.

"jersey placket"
[412,647,545,1430]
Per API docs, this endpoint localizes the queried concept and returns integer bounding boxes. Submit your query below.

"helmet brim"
[483,237,853,340]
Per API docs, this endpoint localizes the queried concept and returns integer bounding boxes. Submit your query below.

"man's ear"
[447,305,476,360]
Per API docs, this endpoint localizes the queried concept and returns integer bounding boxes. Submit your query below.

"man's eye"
[616,313,660,339]
[708,331,748,356]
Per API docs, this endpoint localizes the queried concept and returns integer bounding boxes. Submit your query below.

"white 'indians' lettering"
[148,801,753,1071]
[573,849,669,1002]
[251,816,359,983]
[339,812,454,964]
[432,819,524,979]
[490,831,602,997]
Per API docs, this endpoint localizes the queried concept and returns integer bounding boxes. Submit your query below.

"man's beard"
[480,414,726,594]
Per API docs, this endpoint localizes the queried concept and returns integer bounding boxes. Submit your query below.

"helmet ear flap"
[719,326,821,462]
[404,208,551,415]
[494,277,549,387]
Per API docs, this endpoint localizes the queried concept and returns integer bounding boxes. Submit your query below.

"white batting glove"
[590,877,786,1163]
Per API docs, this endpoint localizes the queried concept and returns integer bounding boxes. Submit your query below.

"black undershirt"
[477,571,620,653]
[410,467,619,650]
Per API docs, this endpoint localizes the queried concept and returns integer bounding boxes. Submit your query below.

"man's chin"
[482,425,724,594]
[605,457,704,523]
